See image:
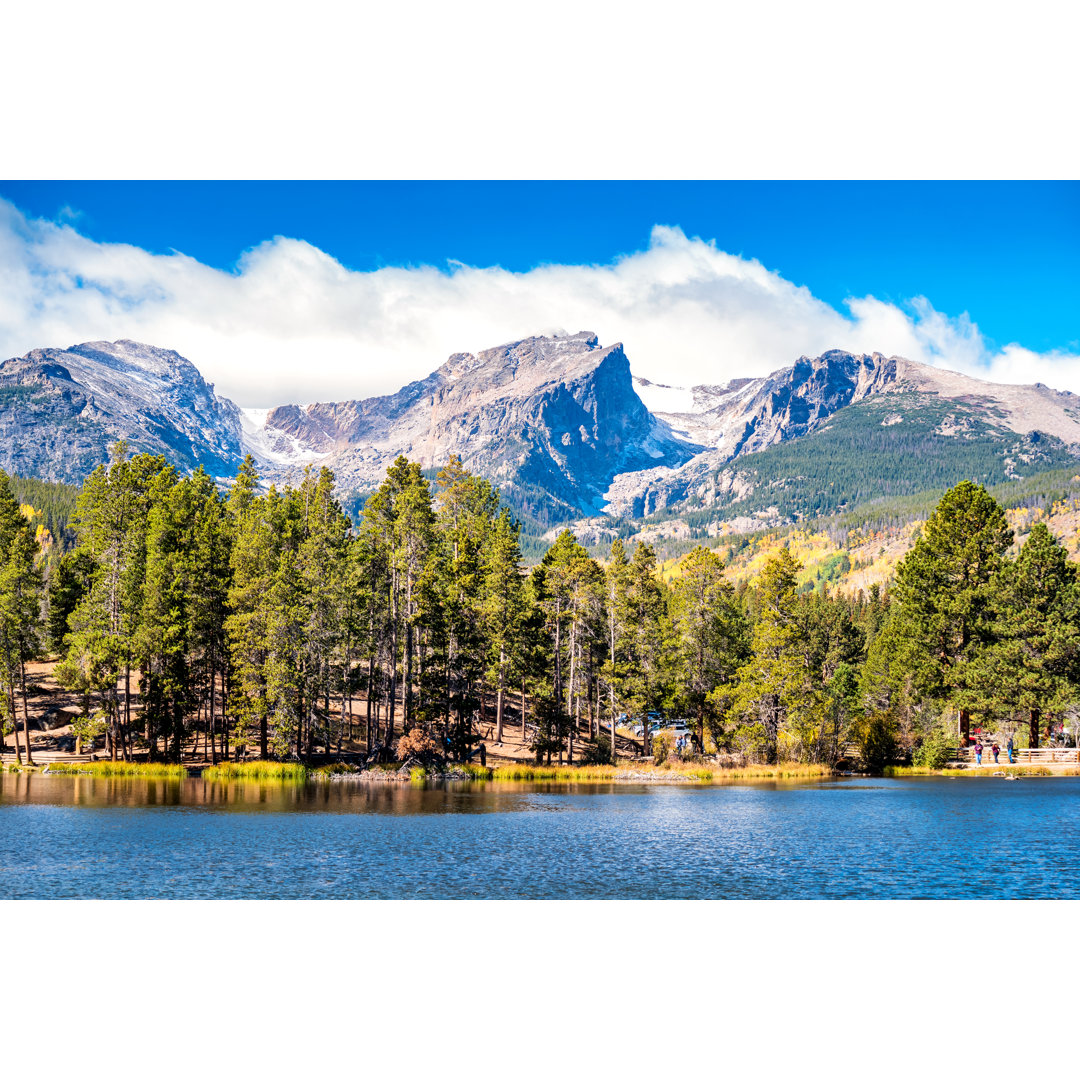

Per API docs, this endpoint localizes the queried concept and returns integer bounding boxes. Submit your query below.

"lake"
[2,772,1078,899]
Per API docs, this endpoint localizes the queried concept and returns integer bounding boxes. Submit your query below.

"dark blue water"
[2,773,1078,898]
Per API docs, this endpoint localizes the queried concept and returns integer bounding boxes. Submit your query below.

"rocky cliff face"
[7,335,1080,534]
[607,350,1080,516]
[260,331,702,519]
[635,350,902,455]
[0,340,244,483]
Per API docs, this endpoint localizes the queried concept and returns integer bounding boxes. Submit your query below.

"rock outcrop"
[0,340,244,484]
[607,350,1080,516]
[259,331,702,519]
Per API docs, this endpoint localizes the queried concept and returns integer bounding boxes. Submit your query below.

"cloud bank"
[1,198,1076,408]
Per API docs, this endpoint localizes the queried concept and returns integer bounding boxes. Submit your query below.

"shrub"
[652,730,676,765]
[912,729,955,770]
[395,728,442,761]
[857,712,896,772]
[71,712,106,752]
[578,734,613,766]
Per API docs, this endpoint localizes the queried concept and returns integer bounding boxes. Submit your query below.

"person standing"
[974,740,983,766]
[992,742,1000,764]
[1006,735,1014,764]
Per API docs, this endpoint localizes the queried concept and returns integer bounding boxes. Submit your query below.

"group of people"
[972,736,1014,766]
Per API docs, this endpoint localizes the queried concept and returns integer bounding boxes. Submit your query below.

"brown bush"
[395,728,442,761]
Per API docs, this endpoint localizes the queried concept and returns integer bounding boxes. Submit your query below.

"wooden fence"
[953,746,1080,765]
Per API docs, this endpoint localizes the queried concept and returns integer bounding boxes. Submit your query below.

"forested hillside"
[646,394,1080,528]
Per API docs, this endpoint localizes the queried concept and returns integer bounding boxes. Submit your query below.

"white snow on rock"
[632,376,696,415]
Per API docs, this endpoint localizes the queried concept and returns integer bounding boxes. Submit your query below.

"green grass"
[201,761,309,781]
[310,763,360,777]
[490,764,618,781]
[44,761,188,779]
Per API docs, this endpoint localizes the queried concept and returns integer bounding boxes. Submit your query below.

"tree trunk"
[959,707,970,745]
[1030,708,1040,750]
[209,659,218,766]
[8,680,23,764]
[18,655,35,766]
[124,662,131,757]
[404,619,413,732]
[495,647,505,744]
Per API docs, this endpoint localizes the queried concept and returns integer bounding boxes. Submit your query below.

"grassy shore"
[201,761,309,781]
[883,764,1080,778]
[43,761,188,779]
[422,761,839,782]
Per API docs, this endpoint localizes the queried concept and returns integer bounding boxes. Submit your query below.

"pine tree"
[891,480,1012,743]
[362,456,437,744]
[0,473,44,765]
[531,530,594,762]
[59,444,176,760]
[433,457,497,759]
[623,541,669,756]
[602,538,632,761]
[979,523,1080,747]
[225,463,279,759]
[482,508,526,745]
[296,466,351,754]
[729,548,822,763]
[140,469,230,761]
[669,545,749,753]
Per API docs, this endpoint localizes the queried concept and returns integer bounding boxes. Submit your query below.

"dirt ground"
[1,658,645,765]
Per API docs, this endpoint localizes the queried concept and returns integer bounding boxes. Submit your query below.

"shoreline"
[7,760,1079,784]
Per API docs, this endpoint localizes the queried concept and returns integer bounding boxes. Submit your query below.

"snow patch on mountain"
[632,377,697,417]
[239,406,329,466]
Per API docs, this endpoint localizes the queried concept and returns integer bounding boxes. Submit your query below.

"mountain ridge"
[3,333,1079,539]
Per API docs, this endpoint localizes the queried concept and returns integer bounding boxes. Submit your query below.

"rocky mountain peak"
[255,331,695,521]
[0,339,243,483]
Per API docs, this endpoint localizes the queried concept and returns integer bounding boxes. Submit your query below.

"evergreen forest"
[3,442,1080,771]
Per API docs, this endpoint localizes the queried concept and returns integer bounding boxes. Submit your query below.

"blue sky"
[0,181,1077,406]
[3,181,1077,354]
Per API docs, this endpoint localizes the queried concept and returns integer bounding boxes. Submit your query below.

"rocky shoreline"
[327,766,705,783]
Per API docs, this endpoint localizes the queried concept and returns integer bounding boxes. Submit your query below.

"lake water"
[2,773,1078,899]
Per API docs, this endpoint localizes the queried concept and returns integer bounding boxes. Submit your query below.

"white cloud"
[1,198,1077,407]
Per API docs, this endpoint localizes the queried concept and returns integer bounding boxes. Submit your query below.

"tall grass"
[44,761,188,779]
[708,763,834,780]
[310,763,360,777]
[487,762,834,782]
[200,761,309,781]
[457,763,493,779]
[491,764,619,781]
[883,764,1070,778]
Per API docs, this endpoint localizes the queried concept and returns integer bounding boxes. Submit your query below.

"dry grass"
[883,764,1075,778]
[488,761,834,782]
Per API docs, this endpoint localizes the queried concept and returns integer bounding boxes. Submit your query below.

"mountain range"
[3,331,1079,540]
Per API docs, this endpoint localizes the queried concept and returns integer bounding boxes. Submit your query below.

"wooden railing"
[953,746,1080,764]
